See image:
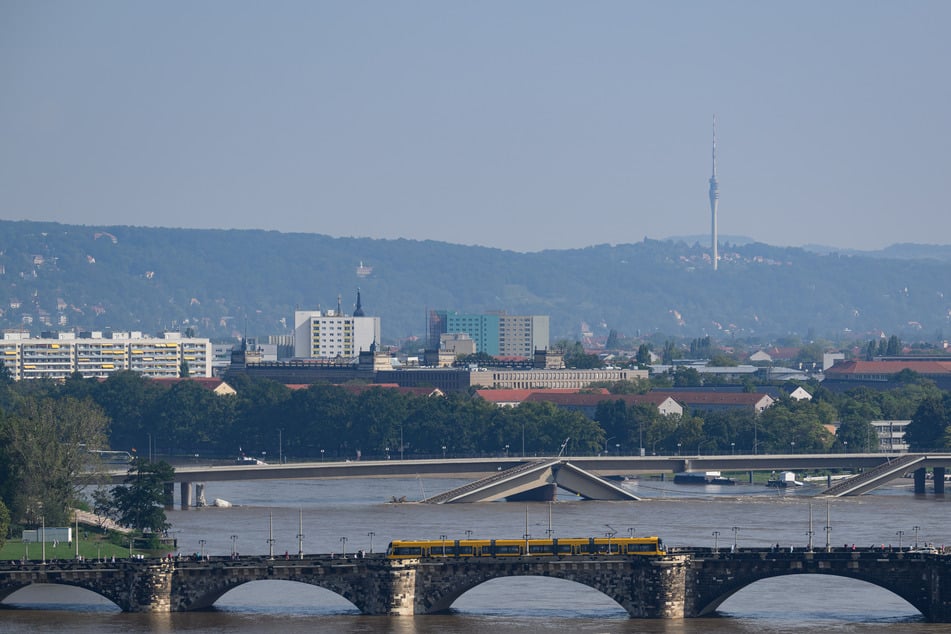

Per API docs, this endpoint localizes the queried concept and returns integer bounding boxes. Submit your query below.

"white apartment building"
[0,330,213,380]
[498,314,549,358]
[293,309,381,359]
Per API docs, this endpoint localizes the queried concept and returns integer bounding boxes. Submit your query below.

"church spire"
[353,287,365,317]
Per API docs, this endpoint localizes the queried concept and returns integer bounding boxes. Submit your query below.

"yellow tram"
[386,536,665,559]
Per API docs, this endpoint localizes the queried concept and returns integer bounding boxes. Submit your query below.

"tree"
[905,396,951,451]
[672,367,702,387]
[0,499,9,549]
[0,396,109,526]
[563,342,603,369]
[886,335,901,356]
[635,344,652,366]
[111,459,175,533]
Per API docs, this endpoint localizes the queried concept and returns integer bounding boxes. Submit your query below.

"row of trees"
[2,368,951,539]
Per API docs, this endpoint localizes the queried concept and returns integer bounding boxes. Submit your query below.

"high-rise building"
[293,290,381,359]
[709,115,720,271]
[427,310,549,358]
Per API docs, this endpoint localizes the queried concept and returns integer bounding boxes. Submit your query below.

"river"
[2,473,949,633]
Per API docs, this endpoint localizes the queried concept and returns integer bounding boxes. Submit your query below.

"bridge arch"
[692,566,931,620]
[177,574,369,612]
[414,559,669,617]
[447,575,628,617]
[0,581,122,611]
[207,579,360,614]
[717,574,921,621]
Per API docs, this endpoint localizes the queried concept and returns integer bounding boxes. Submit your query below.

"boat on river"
[673,471,735,485]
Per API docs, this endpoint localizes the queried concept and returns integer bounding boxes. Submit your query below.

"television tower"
[709,115,720,271]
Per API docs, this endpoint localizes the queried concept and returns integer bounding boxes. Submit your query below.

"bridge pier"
[935,467,945,494]
[180,482,192,508]
[163,482,175,507]
[914,468,927,494]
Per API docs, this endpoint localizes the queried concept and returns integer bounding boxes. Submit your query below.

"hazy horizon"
[2,2,949,253]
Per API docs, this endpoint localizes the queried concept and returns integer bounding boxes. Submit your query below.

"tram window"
[456,546,474,555]
[556,545,572,554]
[493,545,521,555]
[528,545,555,554]
[393,547,423,556]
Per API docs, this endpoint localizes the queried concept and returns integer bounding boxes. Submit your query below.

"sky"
[1,1,949,253]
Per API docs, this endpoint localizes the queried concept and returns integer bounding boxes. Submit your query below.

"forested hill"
[1,219,949,344]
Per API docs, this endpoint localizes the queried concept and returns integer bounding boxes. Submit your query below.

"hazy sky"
[2,2,949,253]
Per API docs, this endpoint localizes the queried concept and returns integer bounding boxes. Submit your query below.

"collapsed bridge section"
[420,459,640,503]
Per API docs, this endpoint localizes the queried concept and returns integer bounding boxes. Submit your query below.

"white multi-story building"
[499,314,549,358]
[0,330,212,380]
[293,310,380,360]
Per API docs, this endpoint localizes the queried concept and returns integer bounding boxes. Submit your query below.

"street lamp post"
[267,511,275,560]
[400,425,404,461]
[712,530,720,552]
[199,539,206,559]
[321,449,325,462]
[521,422,526,457]
[897,530,905,550]
[230,534,238,559]
[279,428,283,464]
[340,536,348,558]
[440,534,447,556]
[913,525,920,549]
[504,444,509,457]
[442,445,446,460]
[368,531,375,554]
[732,526,739,551]
[465,530,473,540]
[615,443,620,455]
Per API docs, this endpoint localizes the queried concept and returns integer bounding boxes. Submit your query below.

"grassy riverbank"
[0,532,153,561]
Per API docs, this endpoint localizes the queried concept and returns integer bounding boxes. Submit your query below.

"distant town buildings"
[0,330,212,380]
[427,310,549,358]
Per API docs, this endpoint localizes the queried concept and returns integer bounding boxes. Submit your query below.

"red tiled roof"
[149,377,230,391]
[475,388,609,405]
[524,392,673,408]
[284,383,444,397]
[825,360,951,376]
[651,390,772,406]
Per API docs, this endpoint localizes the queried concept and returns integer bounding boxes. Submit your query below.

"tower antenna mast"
[709,115,720,271]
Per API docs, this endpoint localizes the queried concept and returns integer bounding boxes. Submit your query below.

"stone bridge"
[2,550,950,621]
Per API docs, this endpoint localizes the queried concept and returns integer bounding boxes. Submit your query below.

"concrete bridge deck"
[2,548,950,621]
[86,453,951,505]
